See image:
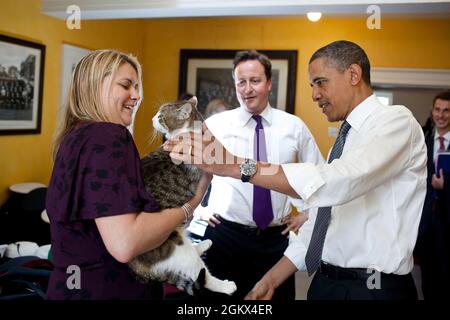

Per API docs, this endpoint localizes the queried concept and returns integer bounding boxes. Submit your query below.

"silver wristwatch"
[240,158,257,182]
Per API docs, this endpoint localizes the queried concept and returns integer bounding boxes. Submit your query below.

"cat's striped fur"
[128,97,237,296]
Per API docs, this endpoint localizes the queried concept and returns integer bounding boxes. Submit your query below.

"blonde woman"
[46,50,210,299]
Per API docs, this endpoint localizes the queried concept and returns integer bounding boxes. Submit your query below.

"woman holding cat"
[45,49,211,300]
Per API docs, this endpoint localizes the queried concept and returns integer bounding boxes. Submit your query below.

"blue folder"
[436,152,450,178]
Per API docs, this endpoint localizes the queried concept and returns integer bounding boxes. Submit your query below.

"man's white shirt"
[283,95,427,275]
[204,105,324,227]
[433,130,450,161]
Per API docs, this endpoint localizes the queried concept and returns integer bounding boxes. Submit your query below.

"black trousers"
[418,216,450,299]
[201,216,295,300]
[307,262,418,300]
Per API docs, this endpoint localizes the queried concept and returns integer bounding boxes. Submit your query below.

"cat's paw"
[221,280,237,296]
[195,239,212,255]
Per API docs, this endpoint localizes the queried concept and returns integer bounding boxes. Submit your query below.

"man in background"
[415,90,450,299]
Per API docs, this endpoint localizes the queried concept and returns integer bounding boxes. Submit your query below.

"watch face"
[242,166,254,175]
[241,159,257,176]
[240,159,257,182]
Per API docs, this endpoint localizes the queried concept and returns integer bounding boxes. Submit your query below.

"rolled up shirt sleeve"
[281,163,325,210]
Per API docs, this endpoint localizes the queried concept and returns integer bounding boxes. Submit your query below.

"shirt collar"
[345,94,379,132]
[237,103,273,127]
[434,130,450,141]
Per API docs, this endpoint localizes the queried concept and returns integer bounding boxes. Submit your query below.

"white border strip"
[371,67,450,88]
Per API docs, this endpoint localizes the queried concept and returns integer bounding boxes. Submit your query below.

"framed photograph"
[60,44,91,110]
[179,49,297,115]
[0,34,45,135]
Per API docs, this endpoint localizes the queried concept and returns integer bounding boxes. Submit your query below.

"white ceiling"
[41,0,450,20]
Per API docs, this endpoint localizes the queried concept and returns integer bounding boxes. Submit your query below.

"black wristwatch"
[240,158,257,182]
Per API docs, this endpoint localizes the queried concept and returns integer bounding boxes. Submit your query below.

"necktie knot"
[339,121,351,138]
[438,136,446,152]
[252,115,263,130]
[328,121,351,164]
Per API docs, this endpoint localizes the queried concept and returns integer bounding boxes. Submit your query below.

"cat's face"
[152,97,203,139]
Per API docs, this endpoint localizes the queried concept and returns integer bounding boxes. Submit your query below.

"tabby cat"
[128,97,237,296]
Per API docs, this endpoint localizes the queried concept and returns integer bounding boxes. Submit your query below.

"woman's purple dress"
[46,122,162,299]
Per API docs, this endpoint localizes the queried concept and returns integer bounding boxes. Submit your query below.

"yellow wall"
[0,0,145,203]
[1,1,450,205]
[136,17,450,156]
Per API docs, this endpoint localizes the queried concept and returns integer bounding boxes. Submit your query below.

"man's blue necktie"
[252,115,274,230]
[305,121,351,275]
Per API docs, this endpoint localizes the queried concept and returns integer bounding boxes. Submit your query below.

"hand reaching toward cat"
[164,123,241,179]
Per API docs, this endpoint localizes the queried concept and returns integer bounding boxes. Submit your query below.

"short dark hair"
[432,90,450,107]
[309,40,371,86]
[232,50,272,80]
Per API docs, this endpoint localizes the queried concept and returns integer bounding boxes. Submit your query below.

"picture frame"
[179,49,297,115]
[0,34,45,135]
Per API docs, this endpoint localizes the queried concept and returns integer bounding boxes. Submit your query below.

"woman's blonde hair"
[52,49,143,159]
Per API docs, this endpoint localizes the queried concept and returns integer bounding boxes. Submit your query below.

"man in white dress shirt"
[165,41,427,300]
[197,50,323,300]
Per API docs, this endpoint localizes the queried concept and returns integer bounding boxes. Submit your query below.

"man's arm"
[164,124,300,198]
[165,109,424,208]
[244,256,298,300]
[250,162,300,198]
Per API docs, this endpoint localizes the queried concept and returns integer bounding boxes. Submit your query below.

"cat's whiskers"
[147,128,160,146]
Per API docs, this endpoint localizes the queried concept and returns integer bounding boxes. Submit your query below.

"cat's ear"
[188,96,198,107]
[177,103,192,120]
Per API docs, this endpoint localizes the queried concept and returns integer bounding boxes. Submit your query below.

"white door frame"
[371,67,450,88]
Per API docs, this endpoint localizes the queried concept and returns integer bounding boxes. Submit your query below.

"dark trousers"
[417,211,450,300]
[307,262,418,300]
[201,216,295,300]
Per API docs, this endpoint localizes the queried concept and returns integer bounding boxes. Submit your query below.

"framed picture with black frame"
[178,49,297,115]
[0,34,45,135]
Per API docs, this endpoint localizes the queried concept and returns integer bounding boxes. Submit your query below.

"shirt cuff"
[284,233,307,272]
[281,163,325,205]
[289,197,306,211]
